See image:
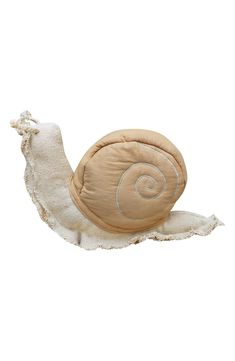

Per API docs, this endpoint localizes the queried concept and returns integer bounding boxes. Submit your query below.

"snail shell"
[69,129,187,233]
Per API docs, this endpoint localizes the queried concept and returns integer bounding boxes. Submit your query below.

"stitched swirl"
[116,145,179,220]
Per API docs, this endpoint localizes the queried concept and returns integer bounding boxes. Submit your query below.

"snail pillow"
[11,111,223,250]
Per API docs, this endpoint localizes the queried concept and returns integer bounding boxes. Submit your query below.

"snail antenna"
[10,110,40,135]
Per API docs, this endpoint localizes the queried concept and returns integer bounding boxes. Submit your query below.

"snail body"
[11,112,222,250]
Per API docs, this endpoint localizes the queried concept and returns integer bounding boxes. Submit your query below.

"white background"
[0,1,234,360]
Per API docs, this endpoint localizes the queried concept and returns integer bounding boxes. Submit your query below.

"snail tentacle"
[10,110,40,135]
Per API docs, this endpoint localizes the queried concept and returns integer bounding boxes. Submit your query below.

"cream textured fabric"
[11,113,223,250]
[70,129,187,233]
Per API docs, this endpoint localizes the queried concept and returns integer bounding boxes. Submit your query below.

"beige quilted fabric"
[70,129,187,233]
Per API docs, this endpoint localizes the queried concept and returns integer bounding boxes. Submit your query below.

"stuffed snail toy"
[11,111,223,250]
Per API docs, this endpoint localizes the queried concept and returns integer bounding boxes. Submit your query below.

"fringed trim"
[129,214,223,245]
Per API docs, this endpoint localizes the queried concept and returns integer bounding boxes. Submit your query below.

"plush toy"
[11,111,223,250]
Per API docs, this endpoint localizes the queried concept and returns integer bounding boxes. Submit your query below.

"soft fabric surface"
[11,113,223,250]
[70,129,187,233]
